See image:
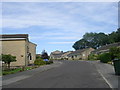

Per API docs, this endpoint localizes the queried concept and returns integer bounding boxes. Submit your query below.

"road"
[3,60,110,88]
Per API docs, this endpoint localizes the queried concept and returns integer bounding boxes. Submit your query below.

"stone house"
[67,48,94,60]
[92,42,120,55]
[50,50,63,60]
[61,51,73,60]
[0,34,37,66]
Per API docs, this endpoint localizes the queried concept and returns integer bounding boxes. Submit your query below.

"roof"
[67,49,85,57]
[51,50,63,54]
[50,51,63,58]
[92,42,120,54]
[0,34,28,38]
[0,34,37,45]
[61,51,73,57]
[29,41,37,46]
[51,53,63,58]
[67,48,93,57]
[0,34,29,41]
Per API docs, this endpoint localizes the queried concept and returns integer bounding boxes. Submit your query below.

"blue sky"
[2,2,118,54]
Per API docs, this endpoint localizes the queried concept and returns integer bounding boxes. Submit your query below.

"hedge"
[98,53,112,63]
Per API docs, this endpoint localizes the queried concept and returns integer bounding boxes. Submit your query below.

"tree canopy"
[73,28,120,50]
[41,50,49,59]
[1,54,16,69]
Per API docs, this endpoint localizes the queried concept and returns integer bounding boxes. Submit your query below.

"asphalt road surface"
[3,60,110,88]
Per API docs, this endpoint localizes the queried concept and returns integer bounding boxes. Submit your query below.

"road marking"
[97,69,113,89]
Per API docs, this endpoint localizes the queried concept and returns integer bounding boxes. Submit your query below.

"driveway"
[3,60,110,88]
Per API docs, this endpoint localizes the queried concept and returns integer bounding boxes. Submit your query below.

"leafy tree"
[73,32,109,50]
[73,28,120,50]
[1,54,16,69]
[73,39,89,50]
[41,50,49,59]
[108,28,120,43]
[109,47,120,59]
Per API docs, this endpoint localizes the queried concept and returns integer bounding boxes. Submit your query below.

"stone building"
[67,48,94,60]
[92,42,120,54]
[50,50,63,60]
[0,34,37,66]
[61,51,73,60]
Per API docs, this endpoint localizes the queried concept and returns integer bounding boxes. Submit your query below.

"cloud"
[30,35,81,40]
[2,2,118,53]
[48,41,74,44]
[2,0,119,2]
[2,2,117,34]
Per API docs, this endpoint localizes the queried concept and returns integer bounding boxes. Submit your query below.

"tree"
[1,54,16,69]
[41,50,49,59]
[73,28,120,50]
[109,47,120,60]
[108,28,120,43]
[72,39,89,50]
[73,32,109,50]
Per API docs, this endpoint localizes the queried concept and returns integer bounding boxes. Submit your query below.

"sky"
[1,2,118,55]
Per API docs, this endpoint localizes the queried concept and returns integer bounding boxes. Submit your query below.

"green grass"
[2,67,35,75]
[3,68,22,75]
[2,61,53,75]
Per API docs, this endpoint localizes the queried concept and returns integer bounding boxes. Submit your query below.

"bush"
[34,59,46,66]
[34,58,53,65]
[45,60,53,64]
[98,53,112,63]
[88,54,98,60]
[109,47,120,59]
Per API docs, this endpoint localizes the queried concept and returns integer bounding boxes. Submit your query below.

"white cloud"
[48,41,74,44]
[2,2,118,54]
[2,2,118,42]
[2,0,119,2]
[30,36,81,40]
[2,2,117,33]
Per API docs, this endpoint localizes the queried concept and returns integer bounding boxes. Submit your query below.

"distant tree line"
[73,28,120,50]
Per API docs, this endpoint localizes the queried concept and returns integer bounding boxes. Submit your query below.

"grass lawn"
[2,61,53,75]
[2,66,36,75]
[3,68,22,75]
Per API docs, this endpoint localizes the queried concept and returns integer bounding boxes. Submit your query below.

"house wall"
[2,40,26,66]
[28,42,36,64]
[61,52,72,60]
[68,57,73,60]
[50,54,62,60]
[50,54,54,59]
[81,48,94,60]
[68,48,94,60]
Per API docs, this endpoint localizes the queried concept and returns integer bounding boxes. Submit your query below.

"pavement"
[89,60,120,89]
[1,60,120,89]
[2,61,62,86]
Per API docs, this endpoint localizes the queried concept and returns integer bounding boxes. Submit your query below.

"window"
[29,53,32,60]
[83,54,85,56]
[72,56,74,58]
[30,55,32,60]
